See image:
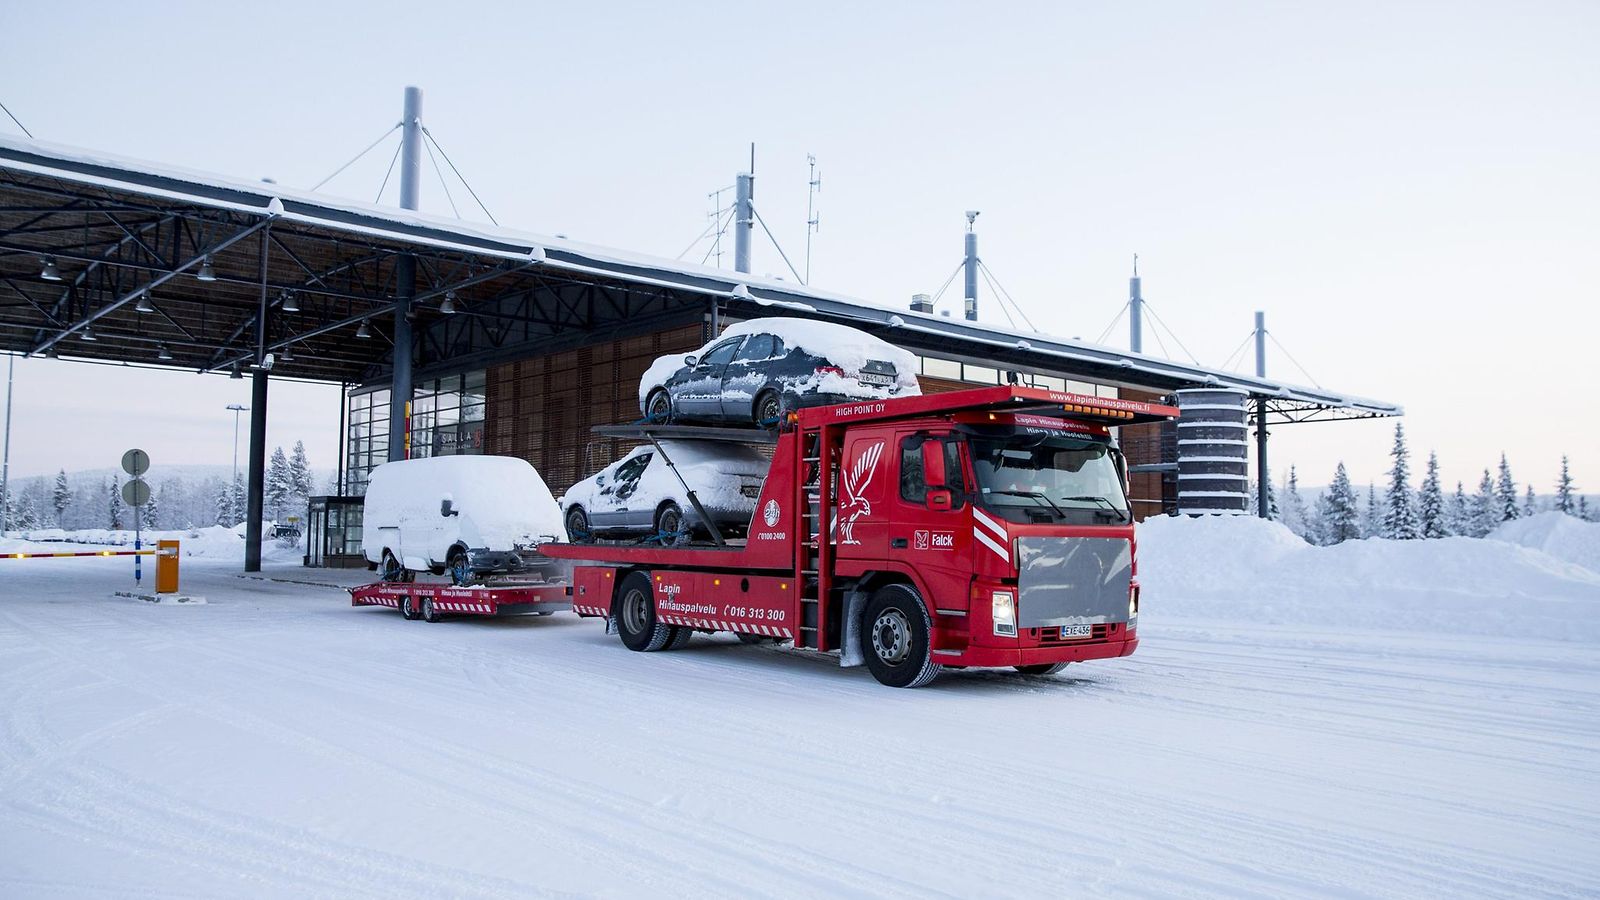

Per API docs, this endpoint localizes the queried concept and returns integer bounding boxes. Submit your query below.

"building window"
[344,370,486,495]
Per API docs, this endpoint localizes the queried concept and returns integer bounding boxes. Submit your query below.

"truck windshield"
[967,433,1129,523]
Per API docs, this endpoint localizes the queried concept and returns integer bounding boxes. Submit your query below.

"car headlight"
[992,590,1017,637]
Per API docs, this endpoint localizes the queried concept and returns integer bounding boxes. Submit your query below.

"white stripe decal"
[974,527,1010,562]
[972,508,1007,542]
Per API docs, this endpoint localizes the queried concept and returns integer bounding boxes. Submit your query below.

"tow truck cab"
[820,407,1143,669]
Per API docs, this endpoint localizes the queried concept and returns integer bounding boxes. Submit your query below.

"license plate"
[1059,624,1093,639]
[859,372,893,386]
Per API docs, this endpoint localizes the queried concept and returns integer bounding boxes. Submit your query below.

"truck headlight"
[992,590,1017,637]
[1128,585,1139,631]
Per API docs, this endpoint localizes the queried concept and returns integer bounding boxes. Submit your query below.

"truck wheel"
[861,584,943,688]
[736,632,775,645]
[1014,663,1069,676]
[646,389,673,423]
[656,503,689,547]
[400,593,420,621]
[565,507,593,543]
[665,626,694,650]
[421,595,440,623]
[447,549,474,586]
[615,571,673,652]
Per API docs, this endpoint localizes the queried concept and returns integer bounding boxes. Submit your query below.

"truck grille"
[1029,623,1120,646]
[1016,536,1133,629]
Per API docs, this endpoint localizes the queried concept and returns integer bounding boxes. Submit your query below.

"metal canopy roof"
[0,134,1399,422]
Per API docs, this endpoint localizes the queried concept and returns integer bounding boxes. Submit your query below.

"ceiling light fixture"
[440,290,458,315]
[281,289,300,313]
[356,319,372,339]
[80,326,96,342]
[196,257,217,282]
[157,344,174,361]
[40,257,63,281]
[135,291,155,314]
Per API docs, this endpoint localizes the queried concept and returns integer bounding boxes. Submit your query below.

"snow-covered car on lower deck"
[638,317,921,426]
[559,441,770,545]
[360,455,564,584]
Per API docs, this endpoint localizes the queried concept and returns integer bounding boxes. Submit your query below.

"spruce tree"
[17,494,40,531]
[1555,456,1576,515]
[108,477,124,530]
[1473,469,1498,537]
[1522,485,1537,517]
[229,473,248,526]
[140,488,160,530]
[1495,454,1519,522]
[1281,466,1310,540]
[51,469,71,526]
[1320,463,1361,544]
[214,481,233,526]
[289,440,313,499]
[267,446,291,520]
[1580,496,1592,521]
[1382,423,1421,539]
[1447,481,1469,536]
[1417,451,1448,538]
[1364,484,1381,537]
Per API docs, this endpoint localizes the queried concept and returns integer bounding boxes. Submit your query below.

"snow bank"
[1489,512,1600,576]
[1138,514,1600,641]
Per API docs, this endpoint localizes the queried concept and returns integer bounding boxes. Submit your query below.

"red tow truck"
[540,385,1178,687]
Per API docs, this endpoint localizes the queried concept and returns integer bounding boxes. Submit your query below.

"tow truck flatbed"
[349,580,571,622]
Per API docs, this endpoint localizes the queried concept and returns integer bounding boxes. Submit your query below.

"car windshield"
[967,432,1129,523]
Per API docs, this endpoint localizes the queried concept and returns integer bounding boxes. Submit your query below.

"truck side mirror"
[927,488,953,512]
[441,497,458,517]
[920,439,947,489]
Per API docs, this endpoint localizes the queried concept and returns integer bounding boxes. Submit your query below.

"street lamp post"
[226,404,248,484]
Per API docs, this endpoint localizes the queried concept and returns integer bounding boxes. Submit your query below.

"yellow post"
[156,540,180,594]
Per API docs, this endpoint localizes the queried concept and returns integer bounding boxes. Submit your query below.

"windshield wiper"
[1060,495,1128,522]
[986,489,1065,518]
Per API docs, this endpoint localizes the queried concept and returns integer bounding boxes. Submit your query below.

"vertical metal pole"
[389,86,422,461]
[1,352,12,529]
[336,383,347,494]
[1129,269,1143,353]
[963,228,978,322]
[245,227,270,571]
[733,171,753,274]
[1254,310,1268,518]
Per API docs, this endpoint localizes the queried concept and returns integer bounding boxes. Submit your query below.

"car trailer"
[349,579,571,623]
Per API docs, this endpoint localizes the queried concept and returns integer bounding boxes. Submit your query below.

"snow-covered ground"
[1,519,1597,897]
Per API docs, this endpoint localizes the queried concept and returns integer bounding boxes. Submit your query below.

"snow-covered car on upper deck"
[638,317,921,426]
[559,440,770,545]
[360,455,564,585]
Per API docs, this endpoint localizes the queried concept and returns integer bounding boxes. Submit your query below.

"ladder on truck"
[795,425,840,650]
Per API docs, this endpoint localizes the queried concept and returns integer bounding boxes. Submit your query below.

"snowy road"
[1,559,1597,898]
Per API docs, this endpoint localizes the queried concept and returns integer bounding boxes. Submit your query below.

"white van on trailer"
[360,455,564,585]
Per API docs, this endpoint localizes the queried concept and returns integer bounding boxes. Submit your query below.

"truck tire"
[1014,663,1069,676]
[447,548,473,586]
[400,593,421,621]
[421,595,440,623]
[615,571,673,652]
[665,626,694,650]
[861,584,943,688]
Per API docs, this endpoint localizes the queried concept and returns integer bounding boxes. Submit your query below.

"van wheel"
[381,551,413,584]
[565,507,593,543]
[421,595,440,623]
[754,390,784,427]
[1015,663,1069,676]
[646,389,673,423]
[615,571,673,652]
[861,584,943,688]
[656,503,689,547]
[447,548,473,586]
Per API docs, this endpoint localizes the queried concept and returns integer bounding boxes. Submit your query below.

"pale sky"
[2,1,1596,495]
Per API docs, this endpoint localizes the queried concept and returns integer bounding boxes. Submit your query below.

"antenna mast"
[804,154,821,284]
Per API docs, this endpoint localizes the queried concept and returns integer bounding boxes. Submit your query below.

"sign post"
[121,449,150,585]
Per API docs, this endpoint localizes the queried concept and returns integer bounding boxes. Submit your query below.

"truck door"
[834,427,894,558]
[891,431,971,599]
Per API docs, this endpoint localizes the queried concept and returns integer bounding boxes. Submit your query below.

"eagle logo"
[836,441,884,545]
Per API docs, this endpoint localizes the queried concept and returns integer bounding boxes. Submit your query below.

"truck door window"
[899,436,965,506]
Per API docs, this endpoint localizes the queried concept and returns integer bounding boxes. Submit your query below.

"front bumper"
[935,630,1139,667]
[468,548,556,575]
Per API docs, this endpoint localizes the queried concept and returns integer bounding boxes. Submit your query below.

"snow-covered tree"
[1280,466,1310,540]
[52,469,71,526]
[289,440,313,499]
[214,480,233,526]
[16,494,40,530]
[107,477,124,530]
[1471,469,1498,538]
[1318,463,1362,544]
[267,446,291,520]
[1495,454,1518,522]
[229,473,247,525]
[1364,484,1381,537]
[1522,485,1537,517]
[1382,424,1420,539]
[139,487,159,530]
[1555,456,1576,515]
[1447,481,1470,536]
[1254,470,1278,521]
[1580,496,1593,522]
[1418,452,1448,538]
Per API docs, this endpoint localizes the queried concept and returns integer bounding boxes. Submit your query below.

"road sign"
[121,478,150,507]
[121,448,150,477]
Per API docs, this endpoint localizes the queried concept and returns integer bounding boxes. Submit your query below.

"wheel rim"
[621,587,648,635]
[566,509,589,541]
[659,508,682,544]
[871,608,913,665]
[648,392,671,421]
[422,598,433,619]
[450,554,469,585]
[758,394,781,424]
[383,554,400,581]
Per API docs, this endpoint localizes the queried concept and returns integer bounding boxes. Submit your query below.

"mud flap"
[604,615,617,636]
[839,588,869,668]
